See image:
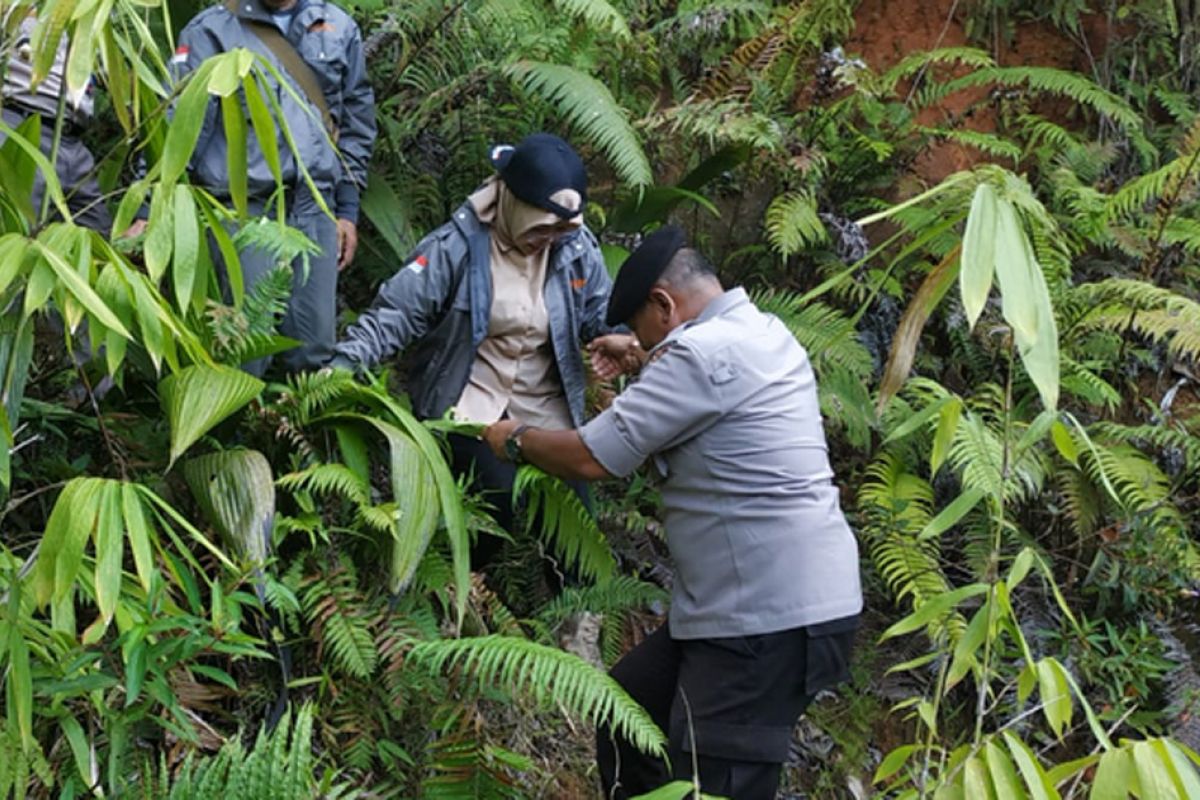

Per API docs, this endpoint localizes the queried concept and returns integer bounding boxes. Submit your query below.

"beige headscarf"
[467,176,583,261]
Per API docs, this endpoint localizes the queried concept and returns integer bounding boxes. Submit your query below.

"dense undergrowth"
[3,0,1200,797]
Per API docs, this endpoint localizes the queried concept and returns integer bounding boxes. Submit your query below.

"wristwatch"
[504,424,531,463]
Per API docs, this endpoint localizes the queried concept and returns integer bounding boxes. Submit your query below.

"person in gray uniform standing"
[168,0,376,373]
[483,225,863,800]
[2,10,112,233]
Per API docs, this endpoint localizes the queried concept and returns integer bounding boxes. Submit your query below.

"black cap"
[605,225,688,326]
[489,133,587,219]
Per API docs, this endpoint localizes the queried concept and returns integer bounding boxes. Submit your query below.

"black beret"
[605,225,688,326]
[489,133,587,219]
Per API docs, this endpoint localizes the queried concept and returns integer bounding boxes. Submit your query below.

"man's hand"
[484,419,520,461]
[336,218,358,271]
[588,333,644,381]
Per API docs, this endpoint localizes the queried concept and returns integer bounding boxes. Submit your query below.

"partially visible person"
[483,226,863,800]
[163,0,376,373]
[329,133,633,560]
[2,9,112,232]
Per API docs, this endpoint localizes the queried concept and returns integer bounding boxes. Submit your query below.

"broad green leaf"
[1132,741,1178,800]
[1091,748,1135,800]
[1008,547,1036,588]
[93,482,124,629]
[994,195,1040,341]
[124,635,147,707]
[884,395,949,444]
[964,755,994,800]
[8,623,33,749]
[1036,658,1072,739]
[1160,739,1200,798]
[985,738,1023,799]
[1003,732,1060,800]
[65,7,97,95]
[221,94,249,218]
[919,488,984,541]
[960,182,998,329]
[1051,420,1078,465]
[946,600,989,689]
[58,714,93,788]
[172,185,200,313]
[881,583,989,639]
[0,118,70,220]
[160,364,265,466]
[182,449,274,566]
[122,484,154,592]
[930,396,962,476]
[161,59,216,185]
[24,259,56,315]
[874,744,919,784]
[244,70,283,186]
[144,182,174,282]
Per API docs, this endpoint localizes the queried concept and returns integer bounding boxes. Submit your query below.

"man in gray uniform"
[2,11,112,232]
[484,225,862,799]
[171,0,376,373]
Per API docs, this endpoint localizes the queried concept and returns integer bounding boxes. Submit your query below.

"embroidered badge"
[570,277,587,291]
[171,45,189,65]
[404,254,429,274]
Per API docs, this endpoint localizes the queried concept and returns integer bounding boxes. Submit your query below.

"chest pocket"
[293,23,344,94]
[710,362,738,385]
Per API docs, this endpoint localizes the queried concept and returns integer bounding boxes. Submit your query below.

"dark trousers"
[2,107,112,233]
[448,433,590,568]
[597,618,857,800]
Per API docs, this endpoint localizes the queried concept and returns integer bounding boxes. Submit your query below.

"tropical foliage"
[3,0,1200,797]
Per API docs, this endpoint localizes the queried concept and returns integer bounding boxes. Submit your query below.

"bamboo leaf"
[1091,748,1135,800]
[1003,732,1060,800]
[881,583,988,639]
[172,185,200,314]
[960,182,998,329]
[930,397,963,476]
[918,488,984,542]
[33,242,132,339]
[1036,658,1073,740]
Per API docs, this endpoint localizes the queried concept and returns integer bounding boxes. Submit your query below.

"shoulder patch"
[404,254,428,274]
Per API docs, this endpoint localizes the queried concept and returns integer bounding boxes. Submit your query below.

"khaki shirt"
[580,288,863,639]
[454,242,572,429]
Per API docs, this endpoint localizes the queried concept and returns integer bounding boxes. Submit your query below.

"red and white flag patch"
[171,45,189,65]
[404,254,428,274]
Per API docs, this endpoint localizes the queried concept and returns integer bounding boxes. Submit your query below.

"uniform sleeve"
[332,19,376,222]
[329,230,459,369]
[578,343,723,477]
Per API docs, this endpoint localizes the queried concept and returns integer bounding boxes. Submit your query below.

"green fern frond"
[164,705,321,799]
[1092,422,1200,472]
[1073,279,1200,361]
[277,463,370,507]
[750,289,873,378]
[1060,358,1121,411]
[1081,440,1173,514]
[763,192,828,257]
[920,127,1021,161]
[941,66,1141,130]
[422,734,530,800]
[1056,467,1103,540]
[282,368,361,424]
[513,466,616,584]
[536,576,668,627]
[550,0,630,39]
[505,61,651,187]
[879,47,994,93]
[858,454,963,642]
[300,560,378,678]
[408,635,667,757]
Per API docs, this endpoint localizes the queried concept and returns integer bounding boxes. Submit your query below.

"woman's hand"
[588,334,644,380]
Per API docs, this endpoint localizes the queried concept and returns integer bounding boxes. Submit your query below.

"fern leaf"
[513,466,616,584]
[941,66,1141,130]
[551,0,630,39]
[408,634,667,757]
[764,192,828,257]
[505,61,651,187]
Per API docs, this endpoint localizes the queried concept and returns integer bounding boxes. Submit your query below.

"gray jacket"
[3,16,92,124]
[331,202,614,426]
[174,0,376,219]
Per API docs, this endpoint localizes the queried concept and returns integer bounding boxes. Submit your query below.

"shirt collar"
[649,286,746,356]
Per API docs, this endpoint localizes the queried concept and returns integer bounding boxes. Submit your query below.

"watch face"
[505,435,521,462]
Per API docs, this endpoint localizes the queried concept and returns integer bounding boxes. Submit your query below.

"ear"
[647,286,674,321]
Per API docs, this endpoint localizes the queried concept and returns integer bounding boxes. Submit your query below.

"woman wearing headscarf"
[329,133,632,556]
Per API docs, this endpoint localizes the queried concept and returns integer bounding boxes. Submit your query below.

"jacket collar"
[651,286,746,355]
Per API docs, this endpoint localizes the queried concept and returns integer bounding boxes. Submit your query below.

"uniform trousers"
[1,106,112,233]
[226,188,339,375]
[597,617,857,800]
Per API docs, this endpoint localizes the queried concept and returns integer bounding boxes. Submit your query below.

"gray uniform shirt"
[580,288,863,639]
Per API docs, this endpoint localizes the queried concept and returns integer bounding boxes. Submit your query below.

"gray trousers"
[1,106,112,233]
[232,188,339,375]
